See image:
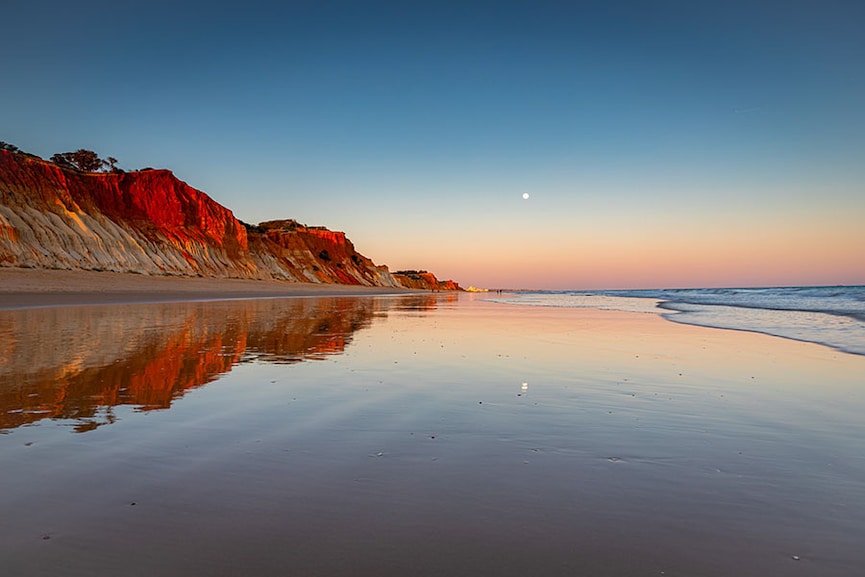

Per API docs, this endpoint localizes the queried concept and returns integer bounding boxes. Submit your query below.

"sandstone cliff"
[0,150,459,290]
[390,270,461,291]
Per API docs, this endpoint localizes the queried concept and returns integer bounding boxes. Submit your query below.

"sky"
[2,0,863,289]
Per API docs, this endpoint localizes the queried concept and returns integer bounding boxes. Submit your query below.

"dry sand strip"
[0,268,427,309]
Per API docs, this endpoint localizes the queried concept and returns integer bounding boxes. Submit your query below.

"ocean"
[486,285,865,356]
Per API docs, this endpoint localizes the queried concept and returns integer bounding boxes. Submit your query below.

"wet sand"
[0,268,422,309]
[1,293,864,576]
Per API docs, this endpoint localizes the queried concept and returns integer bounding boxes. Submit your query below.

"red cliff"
[392,270,461,291]
[0,149,458,290]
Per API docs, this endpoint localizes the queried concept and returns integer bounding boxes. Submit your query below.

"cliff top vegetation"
[2,141,128,174]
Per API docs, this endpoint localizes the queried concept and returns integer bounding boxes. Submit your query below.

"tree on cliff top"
[1,141,21,153]
[51,149,123,173]
[51,149,108,172]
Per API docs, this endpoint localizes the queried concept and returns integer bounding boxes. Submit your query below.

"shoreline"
[0,268,428,309]
[2,278,864,576]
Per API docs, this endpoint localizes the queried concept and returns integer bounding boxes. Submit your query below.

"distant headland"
[0,143,459,291]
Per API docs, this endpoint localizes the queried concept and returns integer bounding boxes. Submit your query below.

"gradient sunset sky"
[3,0,863,289]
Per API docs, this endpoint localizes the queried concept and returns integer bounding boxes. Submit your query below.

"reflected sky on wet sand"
[1,294,864,577]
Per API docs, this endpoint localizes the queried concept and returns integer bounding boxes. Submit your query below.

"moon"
[522,193,530,200]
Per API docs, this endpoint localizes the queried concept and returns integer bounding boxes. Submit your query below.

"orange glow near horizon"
[373,205,865,290]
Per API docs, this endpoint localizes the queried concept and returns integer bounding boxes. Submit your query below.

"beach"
[0,268,423,309]
[1,278,864,576]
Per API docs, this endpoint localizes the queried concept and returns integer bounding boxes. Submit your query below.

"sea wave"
[486,286,865,356]
[605,286,865,319]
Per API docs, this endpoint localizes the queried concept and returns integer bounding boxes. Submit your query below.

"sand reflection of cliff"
[0,295,440,432]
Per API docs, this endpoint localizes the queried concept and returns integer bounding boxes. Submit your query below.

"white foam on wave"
[659,302,865,356]
[486,286,865,356]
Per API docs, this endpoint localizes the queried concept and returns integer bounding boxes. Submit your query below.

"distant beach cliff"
[0,149,459,291]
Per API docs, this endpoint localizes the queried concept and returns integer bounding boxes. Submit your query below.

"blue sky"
[3,1,864,288]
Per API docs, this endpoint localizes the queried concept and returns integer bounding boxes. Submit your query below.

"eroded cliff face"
[0,151,251,277]
[245,220,399,286]
[0,150,459,290]
[392,270,462,292]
